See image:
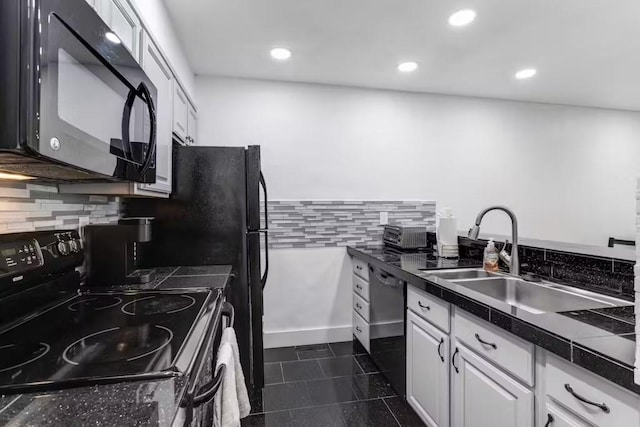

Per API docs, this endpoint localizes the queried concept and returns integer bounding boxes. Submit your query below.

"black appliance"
[367,263,406,398]
[0,230,233,426]
[123,145,269,388]
[0,0,157,182]
[85,217,156,286]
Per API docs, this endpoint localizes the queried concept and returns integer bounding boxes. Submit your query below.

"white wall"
[195,75,640,346]
[263,248,353,348]
[131,0,195,98]
[196,76,640,246]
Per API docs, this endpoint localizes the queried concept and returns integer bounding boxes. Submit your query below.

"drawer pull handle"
[355,326,362,333]
[564,384,610,413]
[452,347,459,373]
[356,284,363,290]
[356,265,362,270]
[544,414,554,427]
[437,338,444,362]
[356,303,362,309]
[475,333,497,350]
[418,301,430,311]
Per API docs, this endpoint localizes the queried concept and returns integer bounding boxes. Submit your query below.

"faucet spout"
[468,205,520,276]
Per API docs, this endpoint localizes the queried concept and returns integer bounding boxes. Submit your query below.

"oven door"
[36,0,157,183]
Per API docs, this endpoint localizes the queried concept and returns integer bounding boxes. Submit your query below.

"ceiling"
[164,0,640,111]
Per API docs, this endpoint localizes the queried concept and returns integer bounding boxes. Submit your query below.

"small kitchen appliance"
[85,217,156,286]
[383,225,430,250]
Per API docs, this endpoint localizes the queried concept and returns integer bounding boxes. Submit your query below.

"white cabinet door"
[452,343,533,427]
[187,103,197,145]
[97,0,140,58]
[544,401,592,427]
[173,84,188,143]
[407,309,450,427]
[139,31,172,194]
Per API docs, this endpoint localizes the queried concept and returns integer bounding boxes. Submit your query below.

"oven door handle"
[191,302,234,406]
[193,363,226,407]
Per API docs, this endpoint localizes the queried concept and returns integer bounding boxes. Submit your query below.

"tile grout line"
[382,397,403,427]
[253,396,397,417]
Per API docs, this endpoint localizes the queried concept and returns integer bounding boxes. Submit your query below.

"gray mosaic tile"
[264,200,435,248]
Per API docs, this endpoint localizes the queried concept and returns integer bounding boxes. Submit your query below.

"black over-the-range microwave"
[0,0,157,183]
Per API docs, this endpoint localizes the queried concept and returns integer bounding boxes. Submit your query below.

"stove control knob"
[57,241,69,256]
[69,240,79,253]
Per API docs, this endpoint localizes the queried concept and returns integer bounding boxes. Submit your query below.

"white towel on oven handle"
[213,328,251,427]
[221,327,251,418]
[214,342,239,427]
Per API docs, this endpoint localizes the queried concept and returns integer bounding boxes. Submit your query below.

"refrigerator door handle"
[259,171,269,289]
[259,171,268,230]
[260,230,269,289]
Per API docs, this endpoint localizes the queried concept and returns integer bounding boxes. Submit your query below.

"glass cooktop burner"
[68,296,123,312]
[0,342,50,373]
[62,325,173,365]
[121,295,197,316]
[0,290,213,394]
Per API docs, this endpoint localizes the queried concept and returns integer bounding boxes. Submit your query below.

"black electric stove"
[0,230,221,396]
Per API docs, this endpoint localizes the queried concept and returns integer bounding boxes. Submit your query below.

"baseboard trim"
[264,325,353,349]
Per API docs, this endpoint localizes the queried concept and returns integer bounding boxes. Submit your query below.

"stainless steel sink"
[427,268,497,280]
[451,276,631,314]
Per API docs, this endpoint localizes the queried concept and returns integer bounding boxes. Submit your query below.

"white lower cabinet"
[544,400,592,427]
[407,309,450,427]
[451,343,533,427]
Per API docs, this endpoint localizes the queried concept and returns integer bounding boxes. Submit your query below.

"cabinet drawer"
[352,310,370,352]
[353,275,370,301]
[353,292,369,322]
[454,309,534,386]
[407,285,450,333]
[352,257,369,281]
[545,353,640,427]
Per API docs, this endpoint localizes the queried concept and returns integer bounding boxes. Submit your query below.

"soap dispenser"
[484,239,499,272]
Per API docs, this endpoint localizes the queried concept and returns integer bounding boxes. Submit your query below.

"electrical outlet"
[380,211,389,225]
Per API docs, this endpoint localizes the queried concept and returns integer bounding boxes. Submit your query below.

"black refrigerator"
[123,145,268,388]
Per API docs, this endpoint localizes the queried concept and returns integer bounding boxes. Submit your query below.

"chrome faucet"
[468,206,520,276]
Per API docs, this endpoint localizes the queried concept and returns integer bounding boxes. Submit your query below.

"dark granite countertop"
[93,264,233,292]
[347,246,639,394]
[0,264,233,426]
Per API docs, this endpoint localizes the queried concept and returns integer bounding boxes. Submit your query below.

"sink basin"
[452,276,631,314]
[427,268,497,280]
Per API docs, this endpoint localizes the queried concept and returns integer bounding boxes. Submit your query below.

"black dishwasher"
[368,264,406,397]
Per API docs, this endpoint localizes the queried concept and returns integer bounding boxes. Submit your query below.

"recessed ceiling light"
[448,9,476,27]
[270,47,292,60]
[515,68,537,80]
[105,32,121,44]
[0,171,35,180]
[398,62,418,73]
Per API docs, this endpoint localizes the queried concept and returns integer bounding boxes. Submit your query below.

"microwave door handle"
[118,87,138,160]
[137,82,156,176]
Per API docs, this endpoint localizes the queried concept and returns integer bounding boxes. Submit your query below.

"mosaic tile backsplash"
[266,200,436,248]
[0,182,119,233]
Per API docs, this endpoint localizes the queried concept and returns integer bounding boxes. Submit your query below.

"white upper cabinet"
[451,343,534,427]
[96,0,141,59]
[187,103,197,145]
[139,30,172,194]
[173,83,188,143]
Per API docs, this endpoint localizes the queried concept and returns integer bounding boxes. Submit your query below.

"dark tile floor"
[242,341,425,427]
